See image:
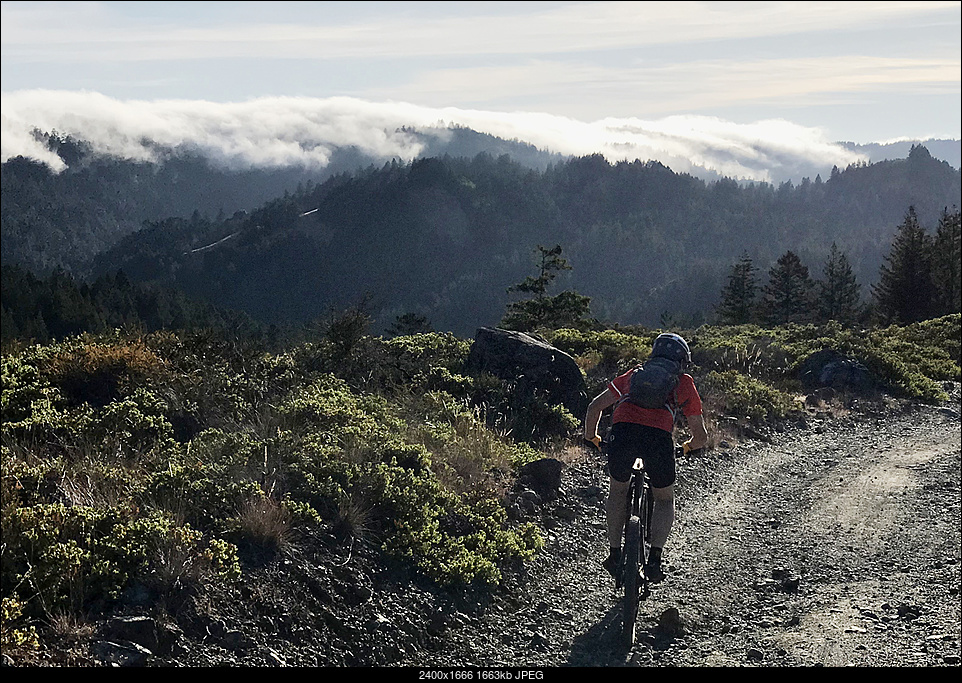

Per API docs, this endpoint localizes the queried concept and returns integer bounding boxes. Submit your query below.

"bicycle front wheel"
[622,515,642,646]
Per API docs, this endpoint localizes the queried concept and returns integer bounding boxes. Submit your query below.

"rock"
[799,349,876,395]
[657,607,686,636]
[464,327,588,416]
[553,505,578,523]
[221,629,252,652]
[103,616,156,650]
[102,615,180,656]
[746,647,764,661]
[92,640,153,667]
[518,458,564,501]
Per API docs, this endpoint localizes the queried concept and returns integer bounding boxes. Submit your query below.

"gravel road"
[407,389,962,668]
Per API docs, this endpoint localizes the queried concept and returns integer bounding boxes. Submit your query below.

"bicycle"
[616,444,693,646]
[585,436,696,646]
[618,455,652,646]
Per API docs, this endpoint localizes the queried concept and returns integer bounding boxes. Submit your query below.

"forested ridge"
[2,132,959,336]
[93,146,961,335]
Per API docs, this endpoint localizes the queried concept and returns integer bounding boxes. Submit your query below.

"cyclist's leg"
[606,476,630,548]
[603,423,638,574]
[650,484,674,549]
[637,426,675,580]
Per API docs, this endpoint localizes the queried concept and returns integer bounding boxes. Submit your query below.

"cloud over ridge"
[2,90,867,182]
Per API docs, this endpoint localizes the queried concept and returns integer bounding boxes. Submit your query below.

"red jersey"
[608,368,703,433]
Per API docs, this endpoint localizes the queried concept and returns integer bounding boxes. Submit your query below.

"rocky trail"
[403,388,962,669]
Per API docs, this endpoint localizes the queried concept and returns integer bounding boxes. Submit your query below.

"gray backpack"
[627,356,682,409]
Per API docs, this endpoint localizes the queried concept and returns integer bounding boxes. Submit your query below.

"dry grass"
[235,495,292,553]
[333,491,374,542]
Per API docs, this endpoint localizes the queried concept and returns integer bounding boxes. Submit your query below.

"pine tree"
[817,243,861,324]
[502,244,591,331]
[873,207,936,324]
[762,251,815,325]
[717,253,759,325]
[932,208,961,316]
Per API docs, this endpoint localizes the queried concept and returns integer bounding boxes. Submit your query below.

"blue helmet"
[651,333,691,366]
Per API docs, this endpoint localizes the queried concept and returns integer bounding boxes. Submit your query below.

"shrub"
[1,597,39,653]
[43,339,168,407]
[700,370,796,422]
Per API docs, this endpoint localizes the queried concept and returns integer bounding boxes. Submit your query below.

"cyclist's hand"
[584,435,602,451]
[682,440,705,457]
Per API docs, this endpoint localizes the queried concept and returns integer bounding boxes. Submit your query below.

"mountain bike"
[618,455,653,646]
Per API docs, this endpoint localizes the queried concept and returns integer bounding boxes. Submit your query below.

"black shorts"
[604,421,675,488]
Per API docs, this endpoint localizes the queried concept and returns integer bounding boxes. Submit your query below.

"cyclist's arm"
[684,413,709,451]
[584,388,620,443]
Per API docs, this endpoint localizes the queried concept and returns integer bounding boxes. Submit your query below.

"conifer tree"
[762,251,814,325]
[502,244,592,331]
[873,207,936,324]
[932,208,961,316]
[817,243,861,324]
[717,253,759,325]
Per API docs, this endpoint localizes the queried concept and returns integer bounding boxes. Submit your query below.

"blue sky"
[2,1,960,180]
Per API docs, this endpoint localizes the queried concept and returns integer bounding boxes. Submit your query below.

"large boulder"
[465,327,588,416]
[798,349,877,395]
[518,458,565,502]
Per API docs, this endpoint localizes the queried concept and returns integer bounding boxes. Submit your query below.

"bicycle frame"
[620,456,652,646]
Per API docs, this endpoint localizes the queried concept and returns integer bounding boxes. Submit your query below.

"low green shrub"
[699,370,796,421]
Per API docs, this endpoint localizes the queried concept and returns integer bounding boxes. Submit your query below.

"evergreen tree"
[817,243,861,324]
[717,253,759,325]
[932,208,961,315]
[502,244,592,331]
[873,207,936,324]
[762,251,815,325]
[388,312,433,337]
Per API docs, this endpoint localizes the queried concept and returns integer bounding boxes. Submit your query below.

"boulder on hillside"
[798,349,877,395]
[518,458,565,502]
[464,327,588,416]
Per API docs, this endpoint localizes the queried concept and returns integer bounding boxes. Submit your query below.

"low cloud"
[1,90,866,182]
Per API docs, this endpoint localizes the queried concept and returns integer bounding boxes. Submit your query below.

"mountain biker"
[583,333,708,582]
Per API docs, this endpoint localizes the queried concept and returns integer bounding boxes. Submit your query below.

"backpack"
[626,356,683,409]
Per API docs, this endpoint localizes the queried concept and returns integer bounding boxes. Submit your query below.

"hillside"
[2,316,959,667]
[0,128,562,277]
[88,148,960,336]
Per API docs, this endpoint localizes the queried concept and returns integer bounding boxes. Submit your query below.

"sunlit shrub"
[700,370,796,422]
[1,597,39,653]
[42,339,168,407]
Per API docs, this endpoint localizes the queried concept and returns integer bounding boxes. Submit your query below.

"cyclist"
[583,333,708,582]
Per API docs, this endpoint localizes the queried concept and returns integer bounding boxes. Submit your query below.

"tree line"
[3,140,960,336]
[0,265,263,348]
[716,207,961,326]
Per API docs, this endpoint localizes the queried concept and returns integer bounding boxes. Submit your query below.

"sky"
[1,1,960,181]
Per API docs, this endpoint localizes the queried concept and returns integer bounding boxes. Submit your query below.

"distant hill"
[840,138,961,170]
[0,129,563,276]
[84,148,960,335]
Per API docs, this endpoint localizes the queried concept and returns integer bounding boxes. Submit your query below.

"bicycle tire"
[622,515,642,645]
[640,479,652,569]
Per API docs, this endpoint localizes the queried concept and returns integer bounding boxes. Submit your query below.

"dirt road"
[410,393,962,668]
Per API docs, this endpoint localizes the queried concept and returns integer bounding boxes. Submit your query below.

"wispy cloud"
[2,1,958,62]
[3,2,958,143]
[1,90,866,182]
[368,54,961,117]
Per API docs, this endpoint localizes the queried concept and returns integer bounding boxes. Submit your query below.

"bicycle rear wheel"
[622,515,642,645]
[640,480,652,569]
